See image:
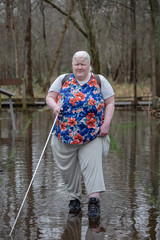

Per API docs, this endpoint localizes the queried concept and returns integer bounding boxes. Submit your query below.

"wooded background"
[0,0,160,104]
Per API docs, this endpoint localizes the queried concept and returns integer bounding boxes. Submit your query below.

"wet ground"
[0,109,160,240]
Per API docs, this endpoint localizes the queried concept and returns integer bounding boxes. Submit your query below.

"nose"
[78,64,84,71]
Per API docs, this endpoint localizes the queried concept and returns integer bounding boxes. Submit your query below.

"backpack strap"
[93,74,101,89]
[61,73,101,89]
[62,73,72,86]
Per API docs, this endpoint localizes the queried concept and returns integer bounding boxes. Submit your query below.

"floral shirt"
[53,74,105,144]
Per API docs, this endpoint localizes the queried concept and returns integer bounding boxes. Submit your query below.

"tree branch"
[112,0,134,12]
[43,0,87,38]
[44,0,75,91]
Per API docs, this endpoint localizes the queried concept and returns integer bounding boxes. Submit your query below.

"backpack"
[62,73,101,89]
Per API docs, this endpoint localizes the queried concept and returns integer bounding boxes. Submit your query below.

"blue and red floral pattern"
[53,74,105,144]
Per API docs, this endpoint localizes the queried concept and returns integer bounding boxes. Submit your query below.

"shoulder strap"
[93,74,101,89]
[61,73,101,89]
[62,73,72,86]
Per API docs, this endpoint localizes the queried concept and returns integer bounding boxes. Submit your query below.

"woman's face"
[72,57,90,81]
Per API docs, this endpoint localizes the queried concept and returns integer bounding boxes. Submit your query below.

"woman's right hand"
[46,91,60,116]
[53,103,61,116]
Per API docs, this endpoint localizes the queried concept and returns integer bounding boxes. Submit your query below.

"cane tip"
[7,235,13,240]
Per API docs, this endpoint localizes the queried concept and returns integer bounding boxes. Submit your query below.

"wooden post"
[9,96,16,130]
[0,80,1,111]
[0,93,1,111]
[22,78,27,111]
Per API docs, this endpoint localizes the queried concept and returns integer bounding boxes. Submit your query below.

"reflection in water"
[61,210,82,240]
[86,217,106,240]
[0,110,160,240]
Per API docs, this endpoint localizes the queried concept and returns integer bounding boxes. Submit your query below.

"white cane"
[9,97,65,237]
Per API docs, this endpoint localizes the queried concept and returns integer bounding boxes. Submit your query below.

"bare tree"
[24,0,34,98]
[40,0,49,71]
[0,0,159,100]
[149,0,160,107]
[43,0,101,73]
[9,0,20,82]
[44,0,75,92]
[43,0,87,37]
[78,0,100,73]
[130,0,137,105]
[5,0,12,78]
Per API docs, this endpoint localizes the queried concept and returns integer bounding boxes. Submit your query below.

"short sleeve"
[99,75,115,100]
[48,74,67,93]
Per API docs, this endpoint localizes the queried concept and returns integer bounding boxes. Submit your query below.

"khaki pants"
[51,135,109,201]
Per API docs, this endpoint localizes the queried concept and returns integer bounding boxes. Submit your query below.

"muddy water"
[0,110,160,240]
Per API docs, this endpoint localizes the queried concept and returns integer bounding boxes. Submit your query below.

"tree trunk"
[40,0,49,70]
[130,0,137,106]
[150,18,157,97]
[79,0,100,73]
[44,0,75,93]
[9,0,20,78]
[114,62,121,82]
[149,0,160,102]
[24,0,34,98]
[122,3,130,83]
[5,0,12,78]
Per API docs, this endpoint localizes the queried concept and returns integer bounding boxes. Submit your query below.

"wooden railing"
[0,78,26,130]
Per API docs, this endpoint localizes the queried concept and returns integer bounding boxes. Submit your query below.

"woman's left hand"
[99,96,115,137]
[99,123,110,137]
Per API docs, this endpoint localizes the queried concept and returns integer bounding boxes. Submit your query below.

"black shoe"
[69,199,81,213]
[88,197,100,218]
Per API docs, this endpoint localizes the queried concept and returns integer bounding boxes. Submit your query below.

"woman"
[46,51,115,218]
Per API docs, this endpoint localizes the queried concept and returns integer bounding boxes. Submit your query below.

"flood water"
[0,109,160,240]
